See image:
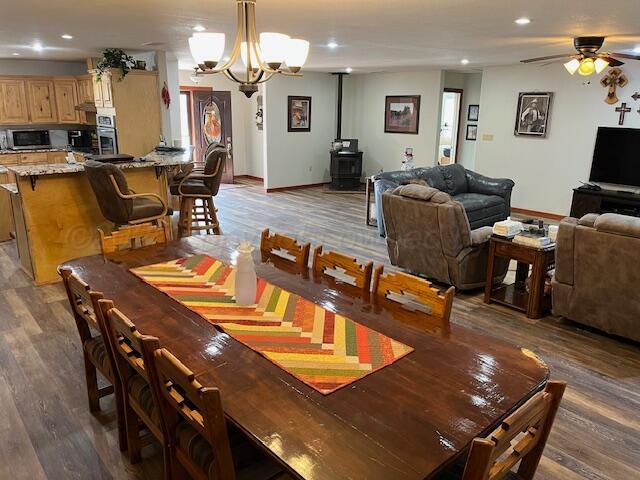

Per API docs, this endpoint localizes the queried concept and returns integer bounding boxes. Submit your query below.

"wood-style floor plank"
[0,179,638,479]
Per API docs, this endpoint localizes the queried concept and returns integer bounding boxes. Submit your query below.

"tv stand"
[571,187,640,218]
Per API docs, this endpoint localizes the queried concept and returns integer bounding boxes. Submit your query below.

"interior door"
[192,90,233,184]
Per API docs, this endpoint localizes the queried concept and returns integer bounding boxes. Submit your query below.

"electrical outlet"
[482,134,494,141]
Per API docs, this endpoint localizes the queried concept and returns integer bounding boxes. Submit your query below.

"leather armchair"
[381,184,509,290]
[374,164,514,236]
[552,213,640,341]
[84,160,171,226]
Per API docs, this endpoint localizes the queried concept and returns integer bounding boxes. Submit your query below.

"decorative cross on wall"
[600,67,628,105]
[615,103,631,125]
[632,92,640,101]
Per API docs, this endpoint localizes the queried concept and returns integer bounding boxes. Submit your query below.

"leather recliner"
[381,184,509,290]
[374,164,514,236]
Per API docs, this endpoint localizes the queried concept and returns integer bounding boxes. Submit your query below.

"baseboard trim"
[266,182,330,193]
[235,175,264,182]
[511,207,565,221]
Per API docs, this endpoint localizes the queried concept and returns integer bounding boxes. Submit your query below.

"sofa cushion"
[594,213,640,239]
[453,193,504,212]
[127,374,161,426]
[393,184,451,203]
[83,335,113,381]
[578,213,599,227]
[439,164,468,196]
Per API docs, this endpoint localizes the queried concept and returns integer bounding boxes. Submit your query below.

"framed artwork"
[288,96,311,132]
[514,92,553,137]
[466,124,478,141]
[467,104,479,121]
[385,95,421,134]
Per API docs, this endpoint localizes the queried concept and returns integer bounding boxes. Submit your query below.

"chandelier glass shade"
[188,0,310,97]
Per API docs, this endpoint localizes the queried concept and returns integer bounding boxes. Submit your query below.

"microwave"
[7,129,51,150]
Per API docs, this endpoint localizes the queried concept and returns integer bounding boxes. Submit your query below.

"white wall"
[342,70,444,176]
[156,51,181,145]
[178,70,250,176]
[0,59,87,76]
[459,72,482,169]
[476,63,640,215]
[244,88,265,179]
[263,72,336,190]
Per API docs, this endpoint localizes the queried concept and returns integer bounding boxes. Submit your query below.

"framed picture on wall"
[467,104,479,121]
[466,124,478,141]
[384,95,421,134]
[514,92,553,137]
[288,96,312,132]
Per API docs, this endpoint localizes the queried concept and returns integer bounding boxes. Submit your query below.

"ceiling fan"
[521,36,640,76]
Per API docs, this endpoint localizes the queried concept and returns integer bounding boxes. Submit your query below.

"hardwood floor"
[1,178,638,480]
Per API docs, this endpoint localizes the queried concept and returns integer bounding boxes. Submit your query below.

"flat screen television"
[589,127,640,187]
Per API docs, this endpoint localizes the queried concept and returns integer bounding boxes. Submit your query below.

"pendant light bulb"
[577,58,596,76]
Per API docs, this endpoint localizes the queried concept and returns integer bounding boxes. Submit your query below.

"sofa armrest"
[554,217,578,286]
[465,170,515,200]
[470,226,493,246]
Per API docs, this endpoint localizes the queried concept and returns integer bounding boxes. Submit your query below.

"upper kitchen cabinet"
[26,79,58,123]
[92,72,113,108]
[76,75,94,103]
[54,78,80,124]
[0,79,30,124]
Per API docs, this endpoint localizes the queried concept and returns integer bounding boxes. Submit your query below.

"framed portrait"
[466,124,478,141]
[514,92,553,137]
[467,104,479,121]
[288,96,311,132]
[385,95,421,134]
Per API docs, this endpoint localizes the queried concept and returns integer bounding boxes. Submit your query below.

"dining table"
[61,234,549,480]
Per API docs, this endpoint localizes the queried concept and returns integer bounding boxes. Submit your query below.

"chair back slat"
[312,246,373,290]
[103,306,149,380]
[99,221,170,256]
[372,266,454,324]
[60,267,103,339]
[260,228,311,268]
[152,348,236,480]
[462,380,567,480]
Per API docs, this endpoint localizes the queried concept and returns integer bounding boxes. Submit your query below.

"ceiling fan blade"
[599,55,624,67]
[609,52,640,61]
[520,53,575,63]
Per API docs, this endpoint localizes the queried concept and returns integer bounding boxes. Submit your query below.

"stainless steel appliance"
[68,129,99,154]
[7,129,51,150]
[97,114,118,155]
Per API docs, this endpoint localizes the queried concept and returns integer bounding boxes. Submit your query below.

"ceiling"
[2,0,640,72]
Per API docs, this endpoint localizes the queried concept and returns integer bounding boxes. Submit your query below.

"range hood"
[75,102,97,113]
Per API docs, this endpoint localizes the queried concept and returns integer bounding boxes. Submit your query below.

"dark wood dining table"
[61,235,549,480]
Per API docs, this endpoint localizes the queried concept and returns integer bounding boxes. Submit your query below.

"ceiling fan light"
[564,58,580,75]
[189,32,225,66]
[285,39,310,70]
[594,57,609,74]
[577,58,595,76]
[260,32,290,68]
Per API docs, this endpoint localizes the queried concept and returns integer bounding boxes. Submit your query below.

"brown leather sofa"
[381,184,508,290]
[552,213,640,342]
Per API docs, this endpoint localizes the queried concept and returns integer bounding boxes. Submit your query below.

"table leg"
[515,261,530,283]
[484,240,497,304]
[365,177,373,226]
[527,253,546,319]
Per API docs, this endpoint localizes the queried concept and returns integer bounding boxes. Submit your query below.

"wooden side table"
[365,176,377,226]
[484,236,555,319]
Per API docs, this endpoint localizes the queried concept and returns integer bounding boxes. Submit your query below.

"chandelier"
[188,0,310,97]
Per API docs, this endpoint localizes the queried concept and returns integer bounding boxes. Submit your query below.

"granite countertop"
[0,183,18,194]
[0,147,69,154]
[7,148,194,177]
[0,166,7,174]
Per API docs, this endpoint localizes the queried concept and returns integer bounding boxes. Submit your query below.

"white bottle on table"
[235,241,257,306]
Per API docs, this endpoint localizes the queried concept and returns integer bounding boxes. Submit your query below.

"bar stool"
[170,144,225,237]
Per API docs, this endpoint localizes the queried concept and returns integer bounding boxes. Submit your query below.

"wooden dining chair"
[312,246,373,291]
[449,380,567,480]
[260,228,311,268]
[372,266,455,325]
[98,299,165,464]
[59,267,126,452]
[148,346,291,480]
[98,220,171,257]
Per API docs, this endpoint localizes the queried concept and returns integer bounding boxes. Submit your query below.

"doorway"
[179,87,234,184]
[438,88,463,165]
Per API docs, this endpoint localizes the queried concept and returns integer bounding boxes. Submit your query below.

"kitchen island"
[6,149,192,284]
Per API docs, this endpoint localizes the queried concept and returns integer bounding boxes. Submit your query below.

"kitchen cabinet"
[26,79,58,123]
[54,79,80,124]
[0,79,29,124]
[92,72,113,108]
[47,151,67,163]
[0,153,19,166]
[19,152,49,165]
[0,170,15,242]
[77,75,94,103]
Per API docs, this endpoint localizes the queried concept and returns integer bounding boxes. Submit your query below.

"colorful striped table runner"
[130,254,413,394]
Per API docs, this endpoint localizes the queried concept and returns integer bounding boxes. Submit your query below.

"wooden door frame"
[443,88,464,165]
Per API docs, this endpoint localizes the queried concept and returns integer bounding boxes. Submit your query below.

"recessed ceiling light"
[61,34,73,40]
[346,67,353,73]
[515,17,531,25]
[12,52,20,56]
[193,25,206,32]
[460,58,470,65]
[327,41,339,49]
[32,42,44,51]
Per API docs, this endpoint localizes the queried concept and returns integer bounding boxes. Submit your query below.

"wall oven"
[6,129,51,150]
[97,114,118,155]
